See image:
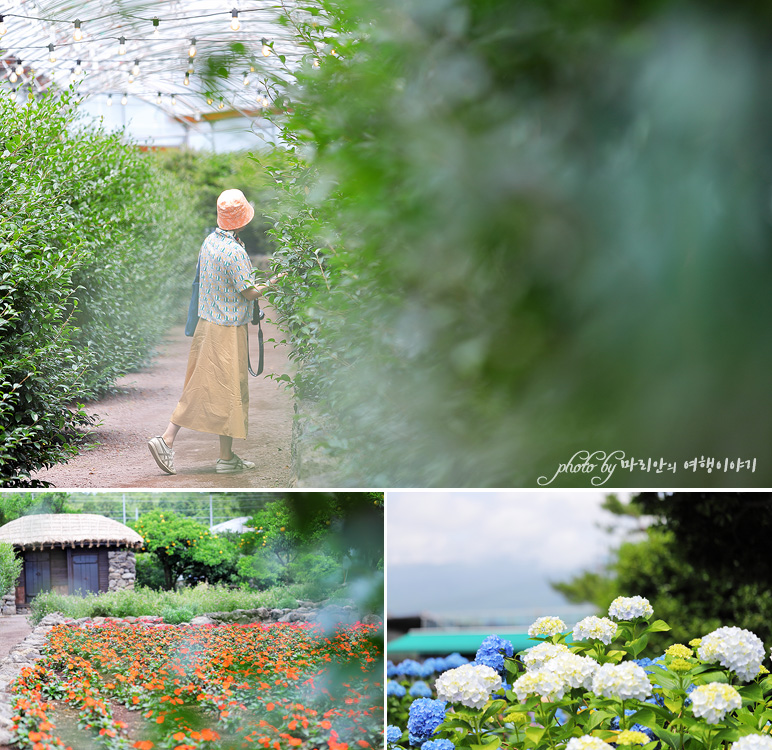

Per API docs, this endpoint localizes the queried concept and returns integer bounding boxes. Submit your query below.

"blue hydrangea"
[397,659,431,678]
[387,680,407,697]
[474,634,514,674]
[421,741,455,750]
[387,725,403,745]
[408,698,447,746]
[387,660,398,678]
[410,681,434,698]
[634,656,666,674]
[442,652,469,670]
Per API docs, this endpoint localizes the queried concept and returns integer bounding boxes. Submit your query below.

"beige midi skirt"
[170,319,249,439]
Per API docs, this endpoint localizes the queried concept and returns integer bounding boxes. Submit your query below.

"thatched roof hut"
[0,513,143,550]
[0,514,143,614]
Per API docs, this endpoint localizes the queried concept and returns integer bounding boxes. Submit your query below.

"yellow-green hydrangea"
[759,665,770,676]
[689,638,702,649]
[617,731,652,746]
[669,658,692,673]
[665,644,693,659]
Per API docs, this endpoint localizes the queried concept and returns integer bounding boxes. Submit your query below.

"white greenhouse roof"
[0,0,322,148]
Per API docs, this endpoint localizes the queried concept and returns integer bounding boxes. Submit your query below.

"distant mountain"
[388,562,594,623]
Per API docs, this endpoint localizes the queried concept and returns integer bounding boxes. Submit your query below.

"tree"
[0,542,22,596]
[130,511,237,590]
[0,492,72,526]
[554,494,772,650]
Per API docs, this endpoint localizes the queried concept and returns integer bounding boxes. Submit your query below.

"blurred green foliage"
[0,90,199,485]
[258,0,772,486]
[554,494,772,651]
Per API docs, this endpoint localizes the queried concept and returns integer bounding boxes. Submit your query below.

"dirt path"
[33,315,294,488]
[0,616,32,660]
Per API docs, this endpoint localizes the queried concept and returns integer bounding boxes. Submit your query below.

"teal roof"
[388,630,541,655]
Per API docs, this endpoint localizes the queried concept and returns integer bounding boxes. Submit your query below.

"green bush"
[29,582,307,624]
[0,542,21,595]
[161,606,196,624]
[261,0,772,486]
[0,90,200,484]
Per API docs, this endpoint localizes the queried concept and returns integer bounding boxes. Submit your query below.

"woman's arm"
[240,273,287,301]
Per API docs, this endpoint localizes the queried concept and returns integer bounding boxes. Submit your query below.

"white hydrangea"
[573,616,618,645]
[522,642,570,671]
[528,616,567,638]
[435,663,502,710]
[547,652,600,691]
[512,668,567,702]
[566,736,615,750]
[608,596,654,621]
[591,662,652,701]
[731,736,772,750]
[697,627,765,682]
[689,683,742,724]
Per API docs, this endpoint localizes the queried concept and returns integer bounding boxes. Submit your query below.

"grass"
[29,583,306,625]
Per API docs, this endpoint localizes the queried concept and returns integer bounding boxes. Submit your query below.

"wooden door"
[70,552,99,596]
[24,551,51,601]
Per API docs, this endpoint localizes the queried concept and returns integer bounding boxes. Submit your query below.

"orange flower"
[266,703,275,711]
[173,732,186,741]
[133,742,154,750]
[156,715,165,724]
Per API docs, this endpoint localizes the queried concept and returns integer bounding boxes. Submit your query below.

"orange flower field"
[10,621,383,750]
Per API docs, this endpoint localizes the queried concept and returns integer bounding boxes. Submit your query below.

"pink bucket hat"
[217,188,255,230]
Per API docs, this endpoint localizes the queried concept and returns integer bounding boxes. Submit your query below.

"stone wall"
[1,590,15,616]
[108,549,136,591]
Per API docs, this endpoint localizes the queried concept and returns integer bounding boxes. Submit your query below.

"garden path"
[0,616,32,660]
[32,312,294,488]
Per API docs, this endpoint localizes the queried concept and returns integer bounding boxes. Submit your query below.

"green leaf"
[647,620,671,633]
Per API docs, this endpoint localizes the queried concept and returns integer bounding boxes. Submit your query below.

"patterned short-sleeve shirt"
[198,227,255,327]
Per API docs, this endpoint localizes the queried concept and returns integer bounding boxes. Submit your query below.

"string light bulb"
[184,72,190,86]
[75,59,82,75]
[121,93,128,105]
[131,60,140,76]
[170,94,176,106]
[118,36,126,55]
[218,97,225,109]
[11,87,16,101]
[14,59,23,75]
[128,73,135,84]
[242,71,249,86]
[312,58,320,68]
[0,15,7,37]
[73,19,83,41]
[48,44,56,63]
[156,91,162,104]
[261,38,271,56]
[9,71,17,84]
[187,58,194,74]
[107,93,113,106]
[152,17,160,37]
[230,9,240,31]
[206,95,213,105]
[189,38,197,58]
[69,68,76,84]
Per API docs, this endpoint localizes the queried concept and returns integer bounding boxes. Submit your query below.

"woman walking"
[148,188,276,475]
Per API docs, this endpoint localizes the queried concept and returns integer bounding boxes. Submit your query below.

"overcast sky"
[387,491,638,620]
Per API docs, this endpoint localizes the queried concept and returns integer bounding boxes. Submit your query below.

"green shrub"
[0,542,22,595]
[0,90,200,484]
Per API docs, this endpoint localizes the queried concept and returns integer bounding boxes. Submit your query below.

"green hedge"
[29,582,303,624]
[0,91,200,484]
[262,0,772,487]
